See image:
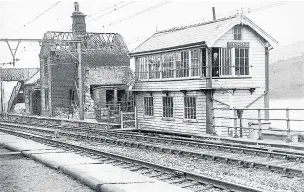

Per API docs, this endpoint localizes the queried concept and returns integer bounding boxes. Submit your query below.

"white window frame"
[162,96,174,118]
[184,96,197,120]
[234,48,250,76]
[144,96,154,116]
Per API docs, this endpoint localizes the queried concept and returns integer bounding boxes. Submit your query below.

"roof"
[130,14,278,56]
[24,71,40,85]
[40,31,129,55]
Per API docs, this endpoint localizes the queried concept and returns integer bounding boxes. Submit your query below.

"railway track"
[0,127,262,192]
[1,121,304,178]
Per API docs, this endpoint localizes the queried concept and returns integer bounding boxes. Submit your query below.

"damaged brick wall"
[42,49,130,119]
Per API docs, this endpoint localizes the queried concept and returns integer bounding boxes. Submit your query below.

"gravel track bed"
[0,148,11,153]
[0,157,93,192]
[112,137,299,164]
[60,137,304,192]
[12,128,304,170]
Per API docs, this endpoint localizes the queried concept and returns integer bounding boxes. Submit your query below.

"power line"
[247,1,286,13]
[87,1,135,24]
[217,1,286,18]
[100,1,171,29]
[216,1,268,18]
[87,1,125,18]
[11,1,61,35]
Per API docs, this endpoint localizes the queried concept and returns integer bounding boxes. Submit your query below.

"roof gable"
[130,14,277,56]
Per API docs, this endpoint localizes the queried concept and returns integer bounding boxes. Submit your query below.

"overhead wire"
[87,1,135,24]
[87,1,125,18]
[10,1,61,36]
[100,1,171,29]
[247,1,286,13]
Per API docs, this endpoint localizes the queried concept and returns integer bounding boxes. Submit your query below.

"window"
[235,48,249,75]
[191,49,200,76]
[162,97,173,118]
[148,55,160,79]
[144,97,154,116]
[162,53,174,78]
[138,57,148,80]
[176,51,189,77]
[234,25,242,40]
[219,48,231,76]
[202,49,207,77]
[184,96,196,119]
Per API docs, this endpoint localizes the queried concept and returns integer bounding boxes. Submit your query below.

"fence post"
[257,109,263,140]
[135,106,138,129]
[237,109,244,138]
[286,109,291,143]
[212,108,216,135]
[233,109,238,138]
[120,111,123,129]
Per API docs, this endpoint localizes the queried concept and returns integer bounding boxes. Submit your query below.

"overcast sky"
[0,0,304,68]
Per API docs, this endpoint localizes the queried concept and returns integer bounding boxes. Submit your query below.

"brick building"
[39,2,131,118]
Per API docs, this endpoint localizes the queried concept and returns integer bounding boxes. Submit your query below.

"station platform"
[0,133,191,192]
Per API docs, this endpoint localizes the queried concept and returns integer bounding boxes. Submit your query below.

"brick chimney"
[71,2,86,37]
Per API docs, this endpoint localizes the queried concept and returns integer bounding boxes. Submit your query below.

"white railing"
[212,107,304,142]
[120,107,137,129]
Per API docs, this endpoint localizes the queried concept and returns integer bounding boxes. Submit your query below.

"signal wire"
[100,1,171,29]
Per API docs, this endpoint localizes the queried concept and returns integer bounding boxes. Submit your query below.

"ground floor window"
[162,96,173,118]
[184,96,196,119]
[144,96,154,116]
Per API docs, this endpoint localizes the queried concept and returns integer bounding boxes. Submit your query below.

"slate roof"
[130,14,277,56]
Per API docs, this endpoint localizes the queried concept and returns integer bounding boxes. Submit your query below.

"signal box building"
[129,14,277,136]
[39,3,131,118]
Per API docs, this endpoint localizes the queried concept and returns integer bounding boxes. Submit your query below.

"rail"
[212,107,304,142]
[0,127,263,192]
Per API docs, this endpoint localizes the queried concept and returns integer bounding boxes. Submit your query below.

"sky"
[0,0,304,68]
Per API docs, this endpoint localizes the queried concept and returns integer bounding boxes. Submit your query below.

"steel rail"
[0,127,262,192]
[2,121,304,160]
[2,122,304,177]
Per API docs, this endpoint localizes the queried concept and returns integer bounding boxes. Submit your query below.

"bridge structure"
[1,68,40,113]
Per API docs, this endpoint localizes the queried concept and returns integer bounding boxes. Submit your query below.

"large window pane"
[176,51,189,77]
[191,49,200,76]
[235,48,249,75]
[144,97,154,116]
[184,96,196,119]
[163,97,173,118]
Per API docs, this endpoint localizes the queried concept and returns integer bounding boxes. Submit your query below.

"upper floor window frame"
[233,25,242,40]
[136,48,203,81]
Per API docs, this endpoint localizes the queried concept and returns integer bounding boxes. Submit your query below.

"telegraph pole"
[77,42,84,120]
